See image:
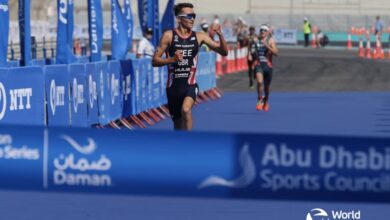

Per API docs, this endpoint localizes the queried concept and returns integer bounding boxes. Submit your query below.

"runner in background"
[246,26,257,88]
[152,3,228,131]
[251,24,278,112]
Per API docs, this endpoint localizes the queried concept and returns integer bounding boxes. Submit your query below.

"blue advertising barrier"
[0,67,45,125]
[95,61,110,125]
[31,59,46,67]
[135,58,147,114]
[0,52,217,126]
[130,59,140,115]
[7,60,20,68]
[69,64,88,127]
[85,63,99,125]
[160,65,168,105]
[145,59,153,110]
[108,60,123,121]
[0,68,8,123]
[77,56,90,64]
[0,125,390,203]
[197,52,216,92]
[44,65,70,126]
[120,59,134,117]
[151,66,161,108]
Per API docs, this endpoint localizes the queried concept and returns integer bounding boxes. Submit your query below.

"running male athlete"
[152,3,228,131]
[246,26,257,88]
[251,24,278,112]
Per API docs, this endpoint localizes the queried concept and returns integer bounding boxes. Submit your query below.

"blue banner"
[0,0,9,67]
[137,0,148,38]
[138,0,160,46]
[88,0,103,62]
[95,61,110,124]
[161,0,175,32]
[152,0,160,47]
[1,126,390,203]
[44,65,70,126]
[0,67,45,125]
[69,64,88,127]
[18,0,31,66]
[111,0,128,60]
[85,63,99,125]
[124,0,133,51]
[108,60,122,120]
[56,0,76,64]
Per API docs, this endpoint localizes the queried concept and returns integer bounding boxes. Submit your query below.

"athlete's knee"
[182,106,192,118]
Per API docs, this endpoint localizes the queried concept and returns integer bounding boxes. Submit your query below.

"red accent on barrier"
[216,53,223,77]
[311,33,317,48]
[226,47,232,74]
[108,121,121,129]
[376,37,385,60]
[198,92,210,102]
[139,112,154,125]
[146,110,161,123]
[236,45,244,72]
[206,90,219,100]
[151,108,165,120]
[358,38,364,58]
[347,32,352,49]
[214,87,224,97]
[130,115,147,128]
[159,105,171,117]
[365,39,372,59]
[243,47,248,70]
[388,46,390,59]
[119,118,135,129]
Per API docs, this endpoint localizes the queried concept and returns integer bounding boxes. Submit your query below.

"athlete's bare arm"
[152,31,183,67]
[263,38,279,56]
[197,26,228,56]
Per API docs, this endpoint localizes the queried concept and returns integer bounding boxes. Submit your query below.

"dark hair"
[174,3,194,16]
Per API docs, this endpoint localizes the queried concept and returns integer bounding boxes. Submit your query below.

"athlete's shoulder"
[195,31,207,38]
[162,29,174,37]
[160,30,174,43]
[268,36,276,44]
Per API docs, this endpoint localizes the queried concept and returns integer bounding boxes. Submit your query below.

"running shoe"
[263,102,269,112]
[256,100,263,111]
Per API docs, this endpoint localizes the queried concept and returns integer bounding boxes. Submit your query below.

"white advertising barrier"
[274,28,298,44]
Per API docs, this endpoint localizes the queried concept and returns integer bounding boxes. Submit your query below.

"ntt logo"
[306,208,361,220]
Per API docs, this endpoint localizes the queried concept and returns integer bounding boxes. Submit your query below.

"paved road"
[218,47,390,92]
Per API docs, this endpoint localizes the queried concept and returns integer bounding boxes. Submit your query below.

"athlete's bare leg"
[256,73,264,100]
[173,119,183,130]
[248,61,254,88]
[264,82,271,102]
[181,97,196,131]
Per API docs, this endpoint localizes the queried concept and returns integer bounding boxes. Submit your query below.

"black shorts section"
[166,84,199,121]
[255,63,273,84]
